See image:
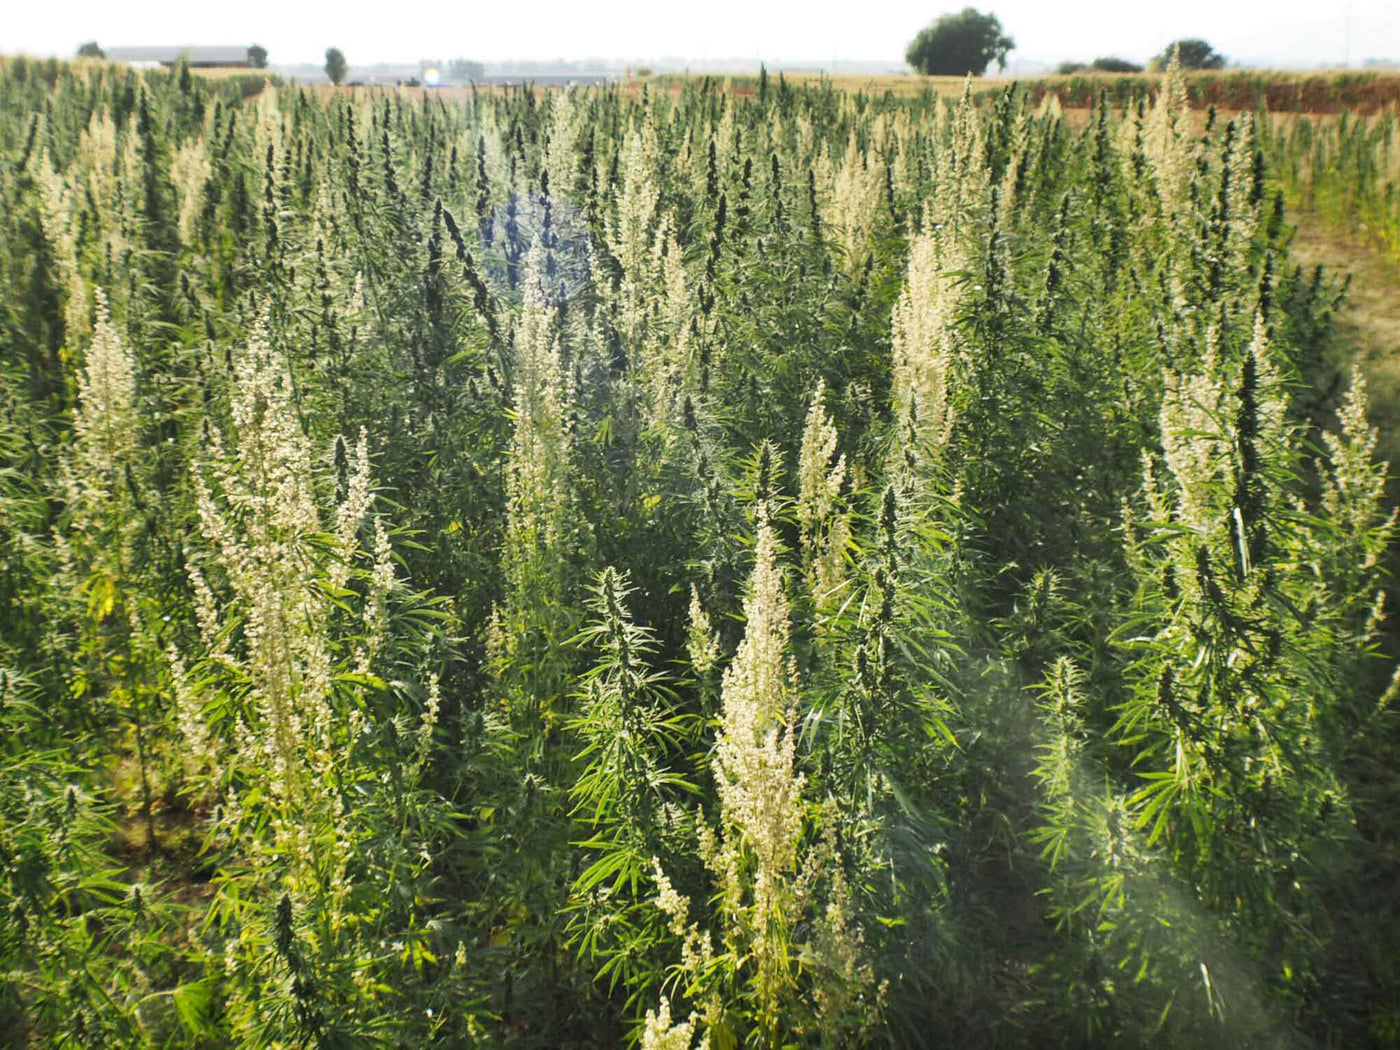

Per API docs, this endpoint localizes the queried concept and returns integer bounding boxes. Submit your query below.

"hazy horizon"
[7,0,1399,71]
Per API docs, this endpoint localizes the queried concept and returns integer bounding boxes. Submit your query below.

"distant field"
[644,72,972,99]
[1019,68,1400,113]
[187,66,275,79]
[646,68,1400,113]
[151,62,1400,116]
[8,53,1397,116]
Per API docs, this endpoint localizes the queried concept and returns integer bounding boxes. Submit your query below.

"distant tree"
[1056,61,1087,75]
[247,44,268,69]
[76,41,104,59]
[906,8,1015,77]
[1092,56,1142,73]
[325,47,348,86]
[1152,38,1226,70]
[447,57,484,81]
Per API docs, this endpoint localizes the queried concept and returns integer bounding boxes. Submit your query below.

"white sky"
[4,0,1398,68]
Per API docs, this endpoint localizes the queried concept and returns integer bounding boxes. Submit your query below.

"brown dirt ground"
[1290,213,1400,465]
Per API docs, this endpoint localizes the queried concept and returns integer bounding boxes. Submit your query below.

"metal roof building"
[106,46,250,68]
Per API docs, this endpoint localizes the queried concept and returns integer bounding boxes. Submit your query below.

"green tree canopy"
[1091,56,1143,73]
[1155,38,1226,70]
[905,8,1014,76]
[1057,56,1143,75]
[325,47,347,85]
[75,41,104,59]
[247,44,268,68]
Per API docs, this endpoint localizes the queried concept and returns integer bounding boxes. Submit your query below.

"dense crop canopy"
[0,51,1397,1047]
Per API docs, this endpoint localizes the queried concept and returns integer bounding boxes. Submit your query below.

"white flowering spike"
[34,149,89,347]
[543,88,581,203]
[830,129,884,272]
[413,671,442,774]
[1320,370,1398,584]
[714,510,806,920]
[168,645,216,775]
[798,380,845,530]
[1159,361,1227,534]
[640,997,703,1050]
[331,428,374,593]
[505,241,574,597]
[171,137,212,246]
[929,79,990,238]
[891,218,958,462]
[1160,317,1287,537]
[70,289,138,508]
[190,320,387,889]
[355,515,396,675]
[687,584,721,674]
[641,213,692,425]
[1224,119,1261,273]
[798,380,851,609]
[608,124,662,341]
[1144,46,1196,223]
[651,857,692,938]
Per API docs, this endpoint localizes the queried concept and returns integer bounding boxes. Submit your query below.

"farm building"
[105,46,250,69]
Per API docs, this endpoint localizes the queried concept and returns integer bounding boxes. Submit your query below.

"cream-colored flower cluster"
[32,148,91,348]
[168,643,215,775]
[505,242,575,600]
[607,122,663,339]
[640,214,693,428]
[1321,372,1394,568]
[190,321,387,894]
[801,810,887,1037]
[713,511,806,911]
[1312,371,1399,628]
[656,512,834,1034]
[686,584,721,674]
[995,108,1035,225]
[1158,352,1229,535]
[653,583,884,1037]
[544,88,582,205]
[56,287,140,641]
[929,80,990,239]
[713,102,738,177]
[1144,48,1195,224]
[251,83,286,157]
[67,289,138,513]
[829,130,886,272]
[412,671,442,775]
[891,214,958,464]
[1223,119,1261,275]
[798,380,851,610]
[1159,317,1285,537]
[646,515,816,1038]
[640,995,706,1050]
[171,137,211,246]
